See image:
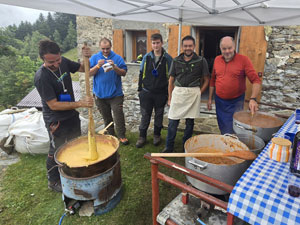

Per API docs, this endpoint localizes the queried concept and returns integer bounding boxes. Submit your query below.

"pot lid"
[271,137,292,147]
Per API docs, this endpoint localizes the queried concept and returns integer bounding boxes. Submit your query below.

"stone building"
[76,16,300,134]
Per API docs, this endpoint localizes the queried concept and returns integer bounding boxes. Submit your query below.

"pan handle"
[188,160,207,170]
[234,122,257,133]
[224,133,238,139]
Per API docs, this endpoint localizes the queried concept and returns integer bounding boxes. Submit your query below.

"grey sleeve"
[169,61,176,77]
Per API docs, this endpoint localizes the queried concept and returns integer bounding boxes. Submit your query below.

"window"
[125,30,146,62]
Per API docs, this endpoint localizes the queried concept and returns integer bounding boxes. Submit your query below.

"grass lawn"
[0,130,186,225]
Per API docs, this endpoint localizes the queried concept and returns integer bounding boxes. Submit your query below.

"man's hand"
[207,99,212,110]
[97,59,105,68]
[167,98,171,106]
[79,96,94,108]
[82,46,91,58]
[249,99,259,115]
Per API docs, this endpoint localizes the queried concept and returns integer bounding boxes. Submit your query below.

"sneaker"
[162,147,173,153]
[136,137,146,148]
[119,137,129,145]
[153,135,161,146]
[48,181,62,192]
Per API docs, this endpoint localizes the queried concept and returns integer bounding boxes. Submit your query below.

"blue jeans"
[165,118,194,151]
[215,94,245,134]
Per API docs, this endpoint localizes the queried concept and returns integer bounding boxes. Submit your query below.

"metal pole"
[177,9,183,56]
[151,160,159,225]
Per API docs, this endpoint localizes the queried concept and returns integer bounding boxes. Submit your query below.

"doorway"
[195,26,239,100]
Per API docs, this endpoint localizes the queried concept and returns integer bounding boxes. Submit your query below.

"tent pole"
[177,21,182,56]
[177,9,183,56]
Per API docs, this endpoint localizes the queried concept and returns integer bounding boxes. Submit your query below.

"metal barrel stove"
[55,135,122,215]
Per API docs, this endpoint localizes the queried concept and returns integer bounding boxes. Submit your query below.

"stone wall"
[76,16,298,135]
[262,26,300,110]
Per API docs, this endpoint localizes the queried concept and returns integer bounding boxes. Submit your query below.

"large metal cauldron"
[54,134,119,178]
[54,134,122,215]
[184,134,250,195]
[233,111,284,142]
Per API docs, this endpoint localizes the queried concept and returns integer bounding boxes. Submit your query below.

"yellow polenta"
[56,136,118,168]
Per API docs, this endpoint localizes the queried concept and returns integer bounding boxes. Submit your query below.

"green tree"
[0,55,39,108]
[0,35,16,57]
[46,13,56,39]
[53,29,62,48]
[15,21,33,40]
[53,12,76,42]
[21,31,48,60]
[33,13,51,38]
[62,21,77,52]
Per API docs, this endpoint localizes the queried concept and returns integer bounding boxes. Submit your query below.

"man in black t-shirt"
[34,40,93,192]
[162,36,210,153]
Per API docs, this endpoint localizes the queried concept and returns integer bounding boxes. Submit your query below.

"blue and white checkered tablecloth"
[228,113,300,225]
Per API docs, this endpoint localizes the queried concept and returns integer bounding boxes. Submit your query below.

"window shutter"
[113,29,124,58]
[168,25,191,58]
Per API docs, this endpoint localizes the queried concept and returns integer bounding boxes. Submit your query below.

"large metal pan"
[184,134,250,195]
[233,111,284,142]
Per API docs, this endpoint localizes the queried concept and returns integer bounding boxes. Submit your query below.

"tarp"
[0,0,300,26]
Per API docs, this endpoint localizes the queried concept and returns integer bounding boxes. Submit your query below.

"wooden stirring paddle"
[83,44,98,160]
[151,150,257,161]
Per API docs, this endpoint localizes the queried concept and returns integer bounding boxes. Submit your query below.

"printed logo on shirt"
[57,72,68,82]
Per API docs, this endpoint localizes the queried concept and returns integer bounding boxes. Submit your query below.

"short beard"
[184,52,193,57]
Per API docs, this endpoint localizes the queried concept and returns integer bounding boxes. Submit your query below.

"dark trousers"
[95,95,126,138]
[166,118,194,151]
[138,89,167,138]
[215,93,245,134]
[45,114,81,182]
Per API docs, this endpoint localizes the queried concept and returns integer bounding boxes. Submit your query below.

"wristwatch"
[250,97,257,102]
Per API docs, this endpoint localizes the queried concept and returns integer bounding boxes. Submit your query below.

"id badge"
[58,93,71,102]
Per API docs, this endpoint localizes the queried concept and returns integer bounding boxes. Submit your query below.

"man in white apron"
[162,35,210,153]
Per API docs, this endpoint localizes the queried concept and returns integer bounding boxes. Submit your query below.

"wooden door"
[146,29,160,53]
[113,29,124,58]
[168,25,191,58]
[239,26,267,104]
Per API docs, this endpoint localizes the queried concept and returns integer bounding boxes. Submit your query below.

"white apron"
[168,86,201,120]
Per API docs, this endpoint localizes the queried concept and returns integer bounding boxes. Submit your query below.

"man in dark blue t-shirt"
[34,40,93,192]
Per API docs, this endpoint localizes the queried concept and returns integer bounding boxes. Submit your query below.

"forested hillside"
[0,12,77,110]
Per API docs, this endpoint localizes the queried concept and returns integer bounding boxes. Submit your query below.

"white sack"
[5,111,50,154]
[0,107,38,143]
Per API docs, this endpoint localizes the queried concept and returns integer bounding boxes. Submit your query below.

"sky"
[0,4,50,27]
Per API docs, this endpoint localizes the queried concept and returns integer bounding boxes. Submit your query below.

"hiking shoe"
[120,137,129,145]
[136,137,146,148]
[153,135,161,146]
[48,181,62,192]
[162,147,173,153]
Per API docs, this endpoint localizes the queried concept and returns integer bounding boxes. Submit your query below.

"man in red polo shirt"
[207,36,261,134]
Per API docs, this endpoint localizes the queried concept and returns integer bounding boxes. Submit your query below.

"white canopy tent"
[0,0,300,26]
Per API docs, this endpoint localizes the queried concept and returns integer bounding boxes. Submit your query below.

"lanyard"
[152,52,165,77]
[152,52,165,71]
[46,67,67,92]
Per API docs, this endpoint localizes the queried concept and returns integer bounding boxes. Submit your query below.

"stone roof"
[16,81,81,109]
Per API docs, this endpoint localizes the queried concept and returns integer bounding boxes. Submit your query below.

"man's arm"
[207,86,215,110]
[46,96,93,111]
[200,75,209,93]
[168,76,175,106]
[249,83,261,115]
[77,46,92,73]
